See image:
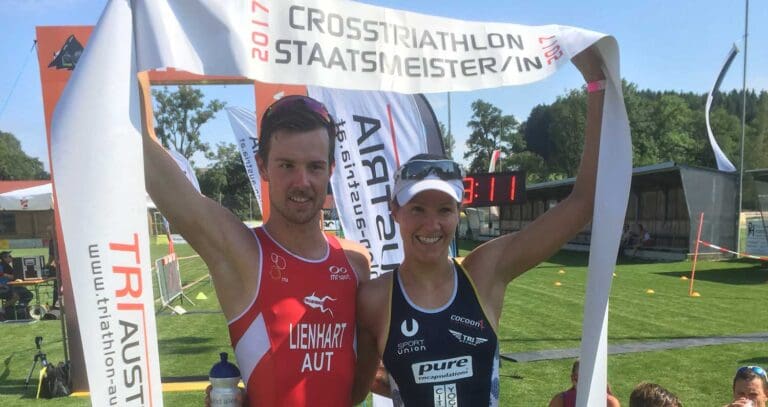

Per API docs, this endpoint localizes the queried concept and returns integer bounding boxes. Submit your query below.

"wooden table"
[7,277,57,307]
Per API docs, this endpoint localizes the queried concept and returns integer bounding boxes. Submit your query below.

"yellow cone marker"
[680,276,688,280]
[645,289,655,295]
[554,281,562,286]
[691,291,701,297]
[558,269,566,275]
[195,292,208,300]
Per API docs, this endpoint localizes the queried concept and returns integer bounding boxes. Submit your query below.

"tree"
[652,94,697,164]
[197,142,260,220]
[521,104,554,161]
[152,85,225,162]
[0,131,49,180]
[439,122,456,159]
[693,106,740,168]
[463,100,522,173]
[504,150,550,183]
[545,89,588,177]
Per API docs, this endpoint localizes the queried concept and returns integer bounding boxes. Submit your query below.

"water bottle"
[209,352,241,406]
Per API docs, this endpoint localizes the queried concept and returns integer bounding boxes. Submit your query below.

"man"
[0,251,33,306]
[629,382,681,407]
[45,226,61,309]
[141,86,372,406]
[725,366,768,407]
[0,250,16,321]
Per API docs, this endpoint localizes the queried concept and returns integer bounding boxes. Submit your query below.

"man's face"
[734,378,768,407]
[258,128,332,226]
[1,255,10,264]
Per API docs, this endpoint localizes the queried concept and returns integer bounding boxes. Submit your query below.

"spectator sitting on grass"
[725,366,768,407]
[629,382,681,406]
[548,360,621,407]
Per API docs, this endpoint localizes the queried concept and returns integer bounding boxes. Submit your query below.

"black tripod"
[24,336,48,388]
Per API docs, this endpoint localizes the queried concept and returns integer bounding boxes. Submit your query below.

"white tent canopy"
[0,183,54,211]
[0,183,157,211]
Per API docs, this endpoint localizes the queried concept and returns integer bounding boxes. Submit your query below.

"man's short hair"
[629,382,681,407]
[0,251,11,259]
[733,366,768,393]
[257,95,337,165]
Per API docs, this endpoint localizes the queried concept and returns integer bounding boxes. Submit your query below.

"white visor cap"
[393,175,465,206]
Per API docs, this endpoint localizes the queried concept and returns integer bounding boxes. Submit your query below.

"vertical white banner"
[50,0,162,405]
[704,44,738,172]
[225,106,264,214]
[310,88,433,278]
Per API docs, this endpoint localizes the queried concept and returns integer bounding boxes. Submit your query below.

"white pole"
[737,0,749,253]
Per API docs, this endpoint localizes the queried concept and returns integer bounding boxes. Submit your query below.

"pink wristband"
[586,80,606,93]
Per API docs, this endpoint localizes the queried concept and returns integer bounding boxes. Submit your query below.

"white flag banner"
[488,149,502,219]
[51,1,162,406]
[167,148,201,192]
[51,0,631,405]
[705,44,738,172]
[225,106,264,214]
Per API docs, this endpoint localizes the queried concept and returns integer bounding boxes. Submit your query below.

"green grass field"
[1,242,766,406]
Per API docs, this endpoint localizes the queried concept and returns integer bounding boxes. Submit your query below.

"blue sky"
[0,0,765,171]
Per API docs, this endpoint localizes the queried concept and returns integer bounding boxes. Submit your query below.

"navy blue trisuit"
[382,259,500,406]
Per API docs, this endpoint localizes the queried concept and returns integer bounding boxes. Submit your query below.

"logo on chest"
[449,329,488,347]
[303,292,337,317]
[412,356,473,384]
[328,265,352,281]
[450,314,484,330]
[269,252,288,283]
[401,318,419,337]
[396,338,427,355]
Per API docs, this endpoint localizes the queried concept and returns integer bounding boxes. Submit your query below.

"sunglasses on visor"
[395,159,464,182]
[737,366,768,381]
[263,95,332,125]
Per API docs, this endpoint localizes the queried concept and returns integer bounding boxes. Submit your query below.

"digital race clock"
[462,171,526,207]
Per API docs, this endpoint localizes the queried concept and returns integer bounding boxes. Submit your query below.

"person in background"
[724,366,768,407]
[631,224,653,256]
[0,251,16,321]
[45,226,61,309]
[0,251,33,306]
[549,360,621,407]
[629,382,682,407]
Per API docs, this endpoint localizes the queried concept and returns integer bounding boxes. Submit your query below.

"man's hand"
[724,398,755,407]
[370,362,391,397]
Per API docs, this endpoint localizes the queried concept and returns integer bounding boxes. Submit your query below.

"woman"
[356,45,607,406]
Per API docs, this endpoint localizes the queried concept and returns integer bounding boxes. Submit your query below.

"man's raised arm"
[137,73,259,318]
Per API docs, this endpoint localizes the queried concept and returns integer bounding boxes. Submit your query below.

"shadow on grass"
[499,333,767,344]
[738,356,768,366]
[656,267,768,285]
[1,354,14,382]
[160,336,212,345]
[159,336,218,355]
[0,379,39,399]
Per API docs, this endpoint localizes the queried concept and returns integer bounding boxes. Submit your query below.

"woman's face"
[393,189,460,264]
